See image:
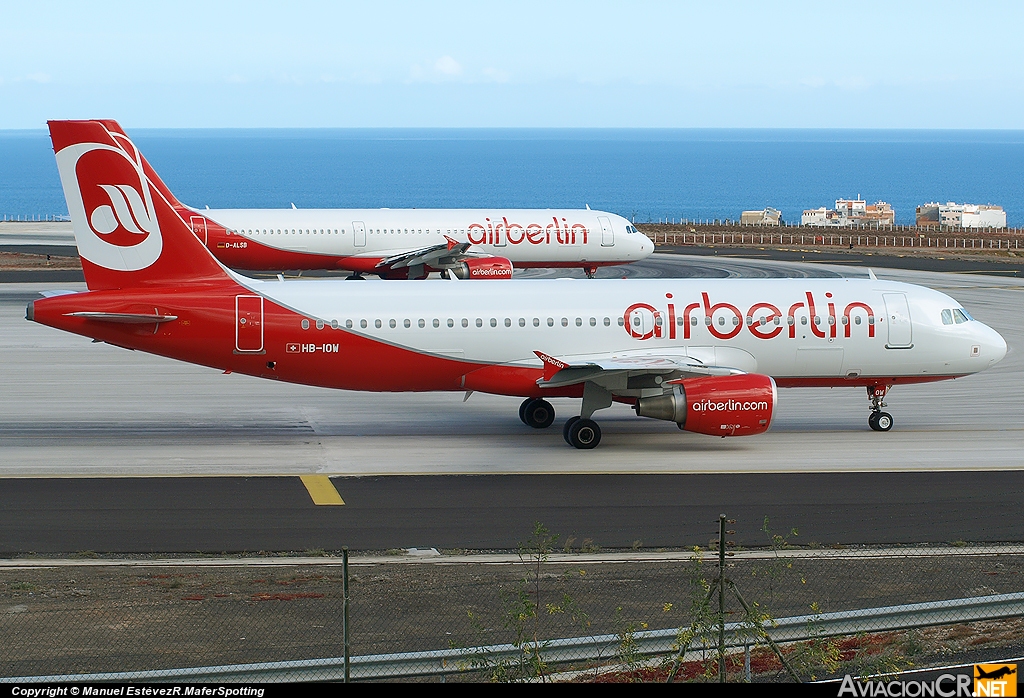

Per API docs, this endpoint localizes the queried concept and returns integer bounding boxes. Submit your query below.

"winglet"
[867,268,877,280]
[444,235,459,251]
[534,350,569,382]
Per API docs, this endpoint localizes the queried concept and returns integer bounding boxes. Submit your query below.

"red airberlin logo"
[76,149,158,248]
[623,291,877,342]
[467,216,588,246]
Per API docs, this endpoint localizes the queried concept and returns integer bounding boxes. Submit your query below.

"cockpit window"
[942,308,972,325]
[626,225,638,234]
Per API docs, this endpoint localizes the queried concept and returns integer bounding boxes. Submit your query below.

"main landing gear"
[519,398,555,429]
[520,382,614,450]
[867,385,894,432]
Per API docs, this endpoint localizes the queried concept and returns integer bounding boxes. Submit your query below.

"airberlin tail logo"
[54,127,163,271]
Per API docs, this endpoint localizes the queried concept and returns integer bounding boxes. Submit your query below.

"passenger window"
[345,320,353,329]
[447,319,454,328]
[548,318,555,327]
[360,319,367,329]
[490,318,497,327]
[691,317,698,326]
[801,317,808,325]
[518,318,525,327]
[617,317,624,326]
[433,319,440,328]
[590,317,596,326]
[561,318,568,327]
[476,318,483,327]
[375,320,382,329]
[389,319,396,328]
[504,318,511,327]
[330,320,339,329]
[604,317,611,326]
[418,319,425,328]
[533,318,540,327]
[462,318,469,328]
[403,319,410,328]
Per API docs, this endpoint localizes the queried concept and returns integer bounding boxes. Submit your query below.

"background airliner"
[31,121,1007,449]
[97,121,652,279]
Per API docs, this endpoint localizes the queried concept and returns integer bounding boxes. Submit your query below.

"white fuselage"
[237,275,1006,384]
[201,208,652,266]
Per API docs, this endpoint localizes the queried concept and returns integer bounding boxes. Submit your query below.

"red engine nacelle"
[634,373,777,437]
[452,256,514,280]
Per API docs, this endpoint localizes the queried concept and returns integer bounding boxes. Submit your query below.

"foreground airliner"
[95,120,652,279]
[30,121,1007,449]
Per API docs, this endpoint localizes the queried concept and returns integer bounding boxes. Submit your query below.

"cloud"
[434,56,462,77]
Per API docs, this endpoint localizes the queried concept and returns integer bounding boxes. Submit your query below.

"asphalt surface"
[1,252,1022,552]
[1,472,1023,553]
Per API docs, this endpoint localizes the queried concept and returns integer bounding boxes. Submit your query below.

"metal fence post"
[343,546,351,683]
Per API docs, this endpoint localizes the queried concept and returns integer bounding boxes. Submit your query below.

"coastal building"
[916,202,1006,229]
[740,207,782,225]
[801,199,894,227]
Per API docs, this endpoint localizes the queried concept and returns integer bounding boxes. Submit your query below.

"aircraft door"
[189,216,208,246]
[235,295,264,353]
[882,293,913,348]
[598,216,614,247]
[352,221,366,248]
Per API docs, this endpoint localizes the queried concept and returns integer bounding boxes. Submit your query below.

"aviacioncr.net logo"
[55,135,163,271]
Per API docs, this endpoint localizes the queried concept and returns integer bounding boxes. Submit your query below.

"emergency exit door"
[235,295,264,353]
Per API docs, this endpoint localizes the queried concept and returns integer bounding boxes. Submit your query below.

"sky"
[2,1,1023,129]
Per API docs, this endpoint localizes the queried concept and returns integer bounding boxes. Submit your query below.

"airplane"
[29,120,1007,449]
[94,120,653,280]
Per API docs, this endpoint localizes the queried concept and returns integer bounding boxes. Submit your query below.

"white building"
[933,202,1006,229]
[740,207,782,225]
[802,199,894,227]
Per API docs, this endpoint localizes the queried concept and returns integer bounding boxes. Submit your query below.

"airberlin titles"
[623,291,877,342]
[467,216,587,246]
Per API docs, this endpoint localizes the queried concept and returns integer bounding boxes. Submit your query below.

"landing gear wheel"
[519,398,532,425]
[869,412,893,432]
[567,418,601,449]
[562,416,581,444]
[523,399,555,429]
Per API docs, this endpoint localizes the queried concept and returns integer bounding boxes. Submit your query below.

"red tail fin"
[94,120,190,214]
[48,120,228,291]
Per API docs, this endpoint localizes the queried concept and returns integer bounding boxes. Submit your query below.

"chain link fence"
[2,518,1023,683]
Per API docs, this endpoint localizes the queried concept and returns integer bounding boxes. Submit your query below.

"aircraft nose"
[980,324,1007,366]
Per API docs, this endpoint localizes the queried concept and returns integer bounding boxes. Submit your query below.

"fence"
[2,520,1024,683]
[0,215,69,222]
[641,228,1024,251]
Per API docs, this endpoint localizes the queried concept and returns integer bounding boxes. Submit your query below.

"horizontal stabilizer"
[65,311,178,324]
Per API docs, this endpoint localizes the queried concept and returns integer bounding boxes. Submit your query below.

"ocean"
[2,128,1023,226]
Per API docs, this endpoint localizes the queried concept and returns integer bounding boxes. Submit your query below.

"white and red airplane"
[30,120,1007,449]
[94,120,652,279]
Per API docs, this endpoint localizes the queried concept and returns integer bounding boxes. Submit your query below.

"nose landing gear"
[867,385,894,432]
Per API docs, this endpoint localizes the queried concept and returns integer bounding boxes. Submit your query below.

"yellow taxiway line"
[299,475,345,505]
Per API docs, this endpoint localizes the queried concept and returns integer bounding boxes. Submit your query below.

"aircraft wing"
[533,350,743,389]
[375,236,474,271]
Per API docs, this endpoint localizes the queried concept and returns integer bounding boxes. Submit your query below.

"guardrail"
[645,230,1022,250]
[5,591,1024,683]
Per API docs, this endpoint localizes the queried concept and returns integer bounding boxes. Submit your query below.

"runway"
[0,254,1021,477]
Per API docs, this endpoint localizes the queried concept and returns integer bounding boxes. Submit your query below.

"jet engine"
[451,256,514,280]
[634,374,777,437]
